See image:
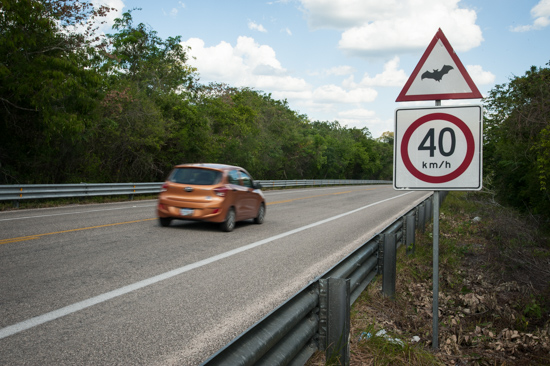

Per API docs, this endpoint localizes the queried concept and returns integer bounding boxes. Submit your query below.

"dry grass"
[308,191,550,366]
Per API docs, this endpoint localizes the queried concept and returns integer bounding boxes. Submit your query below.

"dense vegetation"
[484,62,550,219]
[0,1,392,184]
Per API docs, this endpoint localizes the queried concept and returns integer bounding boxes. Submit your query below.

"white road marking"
[0,191,412,339]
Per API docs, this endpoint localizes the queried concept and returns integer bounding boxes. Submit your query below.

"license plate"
[180,208,194,216]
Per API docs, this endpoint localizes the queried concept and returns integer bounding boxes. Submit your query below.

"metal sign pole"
[432,190,440,350]
[432,99,441,350]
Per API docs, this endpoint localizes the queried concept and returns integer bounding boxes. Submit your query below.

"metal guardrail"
[0,180,392,205]
[202,192,447,365]
[256,179,391,189]
[0,183,162,202]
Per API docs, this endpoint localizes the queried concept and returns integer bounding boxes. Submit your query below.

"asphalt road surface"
[0,185,430,365]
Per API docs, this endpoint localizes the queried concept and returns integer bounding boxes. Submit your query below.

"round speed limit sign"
[394,105,482,190]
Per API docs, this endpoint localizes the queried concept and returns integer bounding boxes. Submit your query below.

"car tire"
[254,203,265,224]
[220,208,236,232]
[159,217,172,227]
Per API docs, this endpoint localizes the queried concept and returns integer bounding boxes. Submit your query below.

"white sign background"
[405,39,472,96]
[394,105,483,190]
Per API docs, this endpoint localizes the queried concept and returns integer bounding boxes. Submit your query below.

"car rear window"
[169,168,222,185]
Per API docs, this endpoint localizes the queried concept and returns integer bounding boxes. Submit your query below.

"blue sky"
[96,0,550,138]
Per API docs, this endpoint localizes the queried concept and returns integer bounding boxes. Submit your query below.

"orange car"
[157,164,266,231]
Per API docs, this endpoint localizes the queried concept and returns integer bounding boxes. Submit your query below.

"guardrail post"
[440,191,448,205]
[323,277,350,366]
[418,203,426,232]
[382,233,397,298]
[425,197,432,224]
[405,213,416,255]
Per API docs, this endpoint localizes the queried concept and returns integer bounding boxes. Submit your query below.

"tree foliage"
[0,0,112,182]
[0,2,393,184]
[484,62,550,217]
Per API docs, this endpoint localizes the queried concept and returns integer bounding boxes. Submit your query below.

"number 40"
[418,128,456,157]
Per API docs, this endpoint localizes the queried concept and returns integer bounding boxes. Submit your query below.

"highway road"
[0,185,430,365]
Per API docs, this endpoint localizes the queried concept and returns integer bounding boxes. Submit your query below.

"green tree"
[484,62,550,217]
[307,121,379,179]
[103,10,197,97]
[0,0,112,183]
[85,10,200,182]
[377,131,394,145]
[373,131,394,180]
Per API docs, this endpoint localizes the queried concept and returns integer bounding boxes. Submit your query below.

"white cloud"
[272,90,313,102]
[355,57,408,87]
[181,37,309,92]
[309,65,356,77]
[511,0,550,32]
[328,65,356,76]
[511,25,532,33]
[337,111,391,138]
[466,65,495,85]
[312,84,377,103]
[165,1,186,16]
[299,0,482,57]
[300,0,398,29]
[248,21,268,33]
[338,108,376,120]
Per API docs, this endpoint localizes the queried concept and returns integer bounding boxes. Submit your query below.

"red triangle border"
[396,28,483,102]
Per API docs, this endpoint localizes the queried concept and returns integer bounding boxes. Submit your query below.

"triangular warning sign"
[396,28,482,102]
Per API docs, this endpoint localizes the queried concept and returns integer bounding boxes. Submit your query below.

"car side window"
[228,170,240,185]
[240,171,252,188]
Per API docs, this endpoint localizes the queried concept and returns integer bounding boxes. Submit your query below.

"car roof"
[173,163,243,171]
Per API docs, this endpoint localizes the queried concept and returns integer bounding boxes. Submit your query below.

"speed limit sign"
[394,105,482,190]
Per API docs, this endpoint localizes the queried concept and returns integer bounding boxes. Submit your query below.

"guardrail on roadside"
[202,192,447,366]
[0,180,392,207]
[256,179,391,189]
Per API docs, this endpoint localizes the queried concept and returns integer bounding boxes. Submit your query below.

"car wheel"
[220,208,236,232]
[159,217,172,227]
[254,203,265,224]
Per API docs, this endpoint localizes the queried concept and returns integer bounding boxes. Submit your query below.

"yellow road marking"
[0,236,42,244]
[0,218,157,245]
[1,187,379,245]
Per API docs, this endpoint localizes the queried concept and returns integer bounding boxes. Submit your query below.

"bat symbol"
[421,65,454,82]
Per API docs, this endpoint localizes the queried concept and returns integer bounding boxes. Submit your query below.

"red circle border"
[400,113,475,184]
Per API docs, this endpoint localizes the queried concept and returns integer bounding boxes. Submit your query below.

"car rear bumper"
[157,200,227,223]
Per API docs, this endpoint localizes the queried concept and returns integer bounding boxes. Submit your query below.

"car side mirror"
[253,182,262,190]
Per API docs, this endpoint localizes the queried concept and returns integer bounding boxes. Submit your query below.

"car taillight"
[214,186,229,197]
[158,203,167,210]
[161,183,169,192]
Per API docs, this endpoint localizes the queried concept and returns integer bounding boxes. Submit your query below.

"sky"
[94,0,550,139]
